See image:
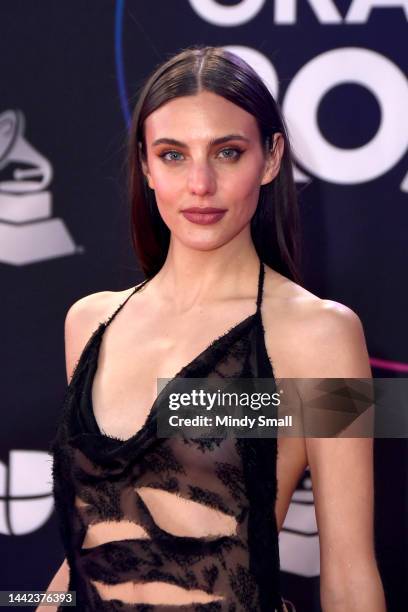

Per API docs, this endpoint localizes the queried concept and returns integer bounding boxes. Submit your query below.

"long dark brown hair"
[127,45,302,283]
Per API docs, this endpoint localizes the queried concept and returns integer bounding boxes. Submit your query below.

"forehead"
[143,91,259,142]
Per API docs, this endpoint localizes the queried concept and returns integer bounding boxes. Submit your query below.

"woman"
[43,46,385,611]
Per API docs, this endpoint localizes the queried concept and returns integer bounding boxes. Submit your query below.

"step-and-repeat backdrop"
[1,1,407,610]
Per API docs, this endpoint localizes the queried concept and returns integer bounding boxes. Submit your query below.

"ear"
[260,132,284,186]
[138,141,155,189]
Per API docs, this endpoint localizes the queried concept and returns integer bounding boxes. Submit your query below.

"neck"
[150,235,261,311]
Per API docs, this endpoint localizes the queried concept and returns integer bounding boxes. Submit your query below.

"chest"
[91,304,256,441]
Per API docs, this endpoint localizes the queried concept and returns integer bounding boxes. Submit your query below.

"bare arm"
[296,301,386,611]
[35,558,69,612]
[36,292,113,611]
[63,290,114,384]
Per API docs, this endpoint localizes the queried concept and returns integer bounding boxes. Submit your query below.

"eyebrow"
[152,134,251,147]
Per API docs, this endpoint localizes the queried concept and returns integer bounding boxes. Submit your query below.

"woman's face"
[140,90,283,251]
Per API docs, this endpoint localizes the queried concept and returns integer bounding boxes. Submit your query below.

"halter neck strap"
[256,259,265,311]
[104,277,149,327]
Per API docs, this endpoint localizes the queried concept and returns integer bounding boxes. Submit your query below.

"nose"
[187,160,216,196]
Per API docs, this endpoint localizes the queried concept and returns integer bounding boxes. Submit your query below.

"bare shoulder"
[64,285,136,384]
[262,266,371,378]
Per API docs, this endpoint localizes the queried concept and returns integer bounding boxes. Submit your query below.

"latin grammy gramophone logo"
[0,109,78,265]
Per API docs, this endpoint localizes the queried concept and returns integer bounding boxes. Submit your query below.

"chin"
[177,237,226,251]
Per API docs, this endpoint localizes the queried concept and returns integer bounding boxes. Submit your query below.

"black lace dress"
[50,260,286,611]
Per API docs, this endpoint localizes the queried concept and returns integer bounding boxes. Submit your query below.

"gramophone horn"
[0,109,53,193]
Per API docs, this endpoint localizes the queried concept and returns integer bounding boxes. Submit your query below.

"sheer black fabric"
[50,260,286,611]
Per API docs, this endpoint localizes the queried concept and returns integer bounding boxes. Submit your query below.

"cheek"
[223,166,262,212]
[149,159,185,204]
[152,175,181,210]
[227,171,260,196]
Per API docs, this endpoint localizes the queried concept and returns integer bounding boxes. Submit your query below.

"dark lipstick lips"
[181,207,226,213]
[181,208,227,225]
